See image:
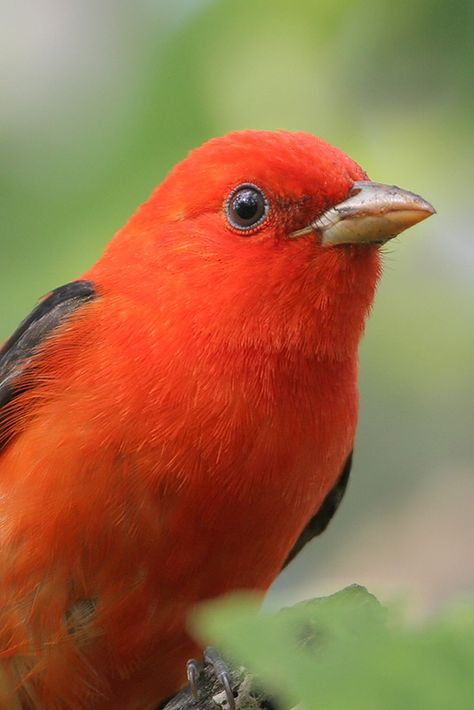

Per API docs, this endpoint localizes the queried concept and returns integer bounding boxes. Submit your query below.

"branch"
[161,658,261,710]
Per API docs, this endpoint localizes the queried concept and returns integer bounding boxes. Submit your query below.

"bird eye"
[226,184,269,232]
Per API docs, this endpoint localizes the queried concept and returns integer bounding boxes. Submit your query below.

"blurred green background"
[2,0,473,614]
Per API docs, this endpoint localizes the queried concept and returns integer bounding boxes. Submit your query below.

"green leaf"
[192,586,474,710]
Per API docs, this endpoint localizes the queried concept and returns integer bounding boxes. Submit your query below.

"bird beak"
[290,181,436,246]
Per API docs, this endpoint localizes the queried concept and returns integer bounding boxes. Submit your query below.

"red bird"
[0,131,434,708]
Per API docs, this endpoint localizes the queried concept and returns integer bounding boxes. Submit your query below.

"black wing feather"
[0,281,96,444]
[283,450,353,568]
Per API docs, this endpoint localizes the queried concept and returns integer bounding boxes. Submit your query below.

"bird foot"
[187,646,237,710]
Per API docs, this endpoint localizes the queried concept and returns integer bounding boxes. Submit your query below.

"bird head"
[100,130,435,359]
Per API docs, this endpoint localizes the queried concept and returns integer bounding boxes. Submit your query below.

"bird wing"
[282,450,353,567]
[0,280,97,450]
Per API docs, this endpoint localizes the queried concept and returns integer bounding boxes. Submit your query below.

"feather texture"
[0,131,381,707]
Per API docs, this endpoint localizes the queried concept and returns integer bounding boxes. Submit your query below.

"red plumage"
[0,130,395,707]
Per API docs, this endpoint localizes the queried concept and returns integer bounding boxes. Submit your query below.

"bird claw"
[186,646,236,710]
[186,658,202,700]
[205,647,236,710]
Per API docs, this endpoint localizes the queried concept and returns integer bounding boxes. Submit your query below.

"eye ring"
[225,183,269,233]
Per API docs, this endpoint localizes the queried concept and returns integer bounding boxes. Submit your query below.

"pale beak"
[290,181,436,246]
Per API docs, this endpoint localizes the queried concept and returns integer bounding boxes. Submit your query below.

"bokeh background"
[2,0,473,615]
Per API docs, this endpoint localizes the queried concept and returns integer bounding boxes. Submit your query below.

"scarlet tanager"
[0,131,434,708]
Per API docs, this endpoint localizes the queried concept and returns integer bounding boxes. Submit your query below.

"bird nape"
[0,130,435,709]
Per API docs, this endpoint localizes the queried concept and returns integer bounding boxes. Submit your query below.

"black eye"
[226,184,269,232]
